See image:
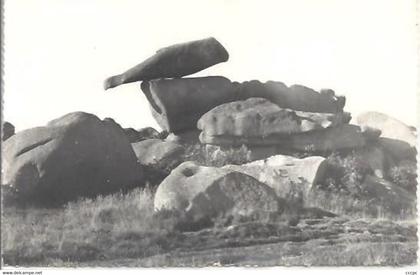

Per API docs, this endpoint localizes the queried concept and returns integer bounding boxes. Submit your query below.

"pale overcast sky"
[3,0,418,131]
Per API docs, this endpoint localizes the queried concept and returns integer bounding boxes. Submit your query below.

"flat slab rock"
[198,97,351,137]
[200,124,369,152]
[154,162,281,220]
[2,112,143,206]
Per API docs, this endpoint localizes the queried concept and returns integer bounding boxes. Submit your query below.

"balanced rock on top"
[104,37,229,90]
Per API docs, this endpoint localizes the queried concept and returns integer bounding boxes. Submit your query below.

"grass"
[2,184,417,267]
[2,186,182,265]
[1,148,417,267]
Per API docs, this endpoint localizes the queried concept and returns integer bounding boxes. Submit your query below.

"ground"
[1,186,417,267]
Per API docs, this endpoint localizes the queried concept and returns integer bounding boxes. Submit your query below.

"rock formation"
[199,124,369,152]
[154,161,282,221]
[104,37,229,89]
[356,111,416,147]
[5,35,415,222]
[140,77,347,133]
[233,81,346,113]
[131,139,185,186]
[198,98,351,137]
[356,112,417,162]
[140,76,235,133]
[132,139,185,172]
[223,155,327,203]
[154,155,326,212]
[2,112,143,206]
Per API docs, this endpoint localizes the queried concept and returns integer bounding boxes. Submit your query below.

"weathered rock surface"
[379,137,416,162]
[124,127,160,143]
[131,139,185,172]
[155,155,325,215]
[198,98,351,137]
[131,139,185,186]
[224,155,327,204]
[104,37,229,90]
[356,112,416,147]
[141,77,346,133]
[234,80,346,113]
[2,112,143,206]
[141,76,235,133]
[2,122,15,141]
[154,162,281,220]
[200,124,368,152]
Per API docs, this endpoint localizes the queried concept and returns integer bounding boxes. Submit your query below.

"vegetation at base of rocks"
[321,151,371,197]
[2,184,417,267]
[2,147,417,267]
[1,185,279,266]
[2,186,173,266]
[288,150,416,219]
[183,144,252,167]
[387,161,417,192]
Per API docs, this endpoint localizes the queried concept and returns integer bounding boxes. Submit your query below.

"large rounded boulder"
[154,162,282,221]
[356,111,416,147]
[2,112,143,206]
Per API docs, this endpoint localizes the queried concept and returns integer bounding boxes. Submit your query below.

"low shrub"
[387,161,417,192]
[321,151,371,197]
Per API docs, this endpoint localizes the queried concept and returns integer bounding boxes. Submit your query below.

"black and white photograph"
[1,0,418,273]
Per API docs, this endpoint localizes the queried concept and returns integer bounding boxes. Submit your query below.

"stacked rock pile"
[102,37,416,219]
[2,37,416,220]
[106,37,375,159]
